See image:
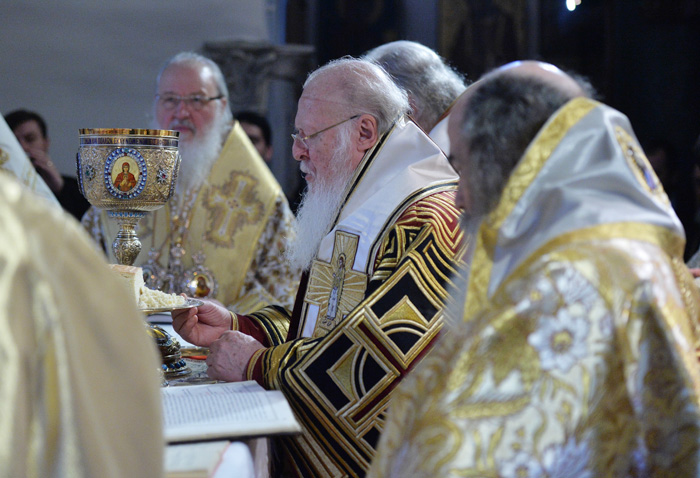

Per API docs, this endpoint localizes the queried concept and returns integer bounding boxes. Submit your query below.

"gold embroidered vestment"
[370,98,700,477]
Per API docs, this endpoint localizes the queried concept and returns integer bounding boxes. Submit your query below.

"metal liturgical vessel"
[77,128,190,379]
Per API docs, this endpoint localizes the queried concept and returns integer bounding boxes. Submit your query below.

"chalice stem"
[109,212,145,265]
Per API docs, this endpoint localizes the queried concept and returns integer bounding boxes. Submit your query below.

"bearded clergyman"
[369,61,700,477]
[172,58,466,476]
[82,52,299,312]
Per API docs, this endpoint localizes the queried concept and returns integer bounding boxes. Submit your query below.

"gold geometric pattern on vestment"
[265,190,464,477]
[333,264,443,417]
[377,296,431,368]
[328,343,363,400]
[203,171,263,247]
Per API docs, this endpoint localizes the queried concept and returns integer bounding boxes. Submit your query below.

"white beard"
[286,128,356,272]
[151,110,230,206]
[176,118,229,197]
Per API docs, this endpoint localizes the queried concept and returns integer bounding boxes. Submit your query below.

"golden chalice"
[77,128,190,379]
[77,128,180,264]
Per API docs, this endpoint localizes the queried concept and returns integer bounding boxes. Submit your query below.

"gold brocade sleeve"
[235,304,294,356]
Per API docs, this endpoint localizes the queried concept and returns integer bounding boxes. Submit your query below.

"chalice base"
[147,324,191,380]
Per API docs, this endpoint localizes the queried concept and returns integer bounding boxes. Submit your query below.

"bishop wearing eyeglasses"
[83,51,300,313]
[171,58,465,477]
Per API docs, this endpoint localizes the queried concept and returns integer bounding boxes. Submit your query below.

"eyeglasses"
[291,115,360,149]
[156,93,224,111]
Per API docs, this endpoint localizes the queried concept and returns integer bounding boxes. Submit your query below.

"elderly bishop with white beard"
[171,58,466,477]
[82,52,300,313]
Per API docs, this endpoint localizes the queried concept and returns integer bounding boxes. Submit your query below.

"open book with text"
[162,380,302,443]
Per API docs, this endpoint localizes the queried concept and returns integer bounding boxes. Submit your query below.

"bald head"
[449,61,592,216]
[485,61,588,97]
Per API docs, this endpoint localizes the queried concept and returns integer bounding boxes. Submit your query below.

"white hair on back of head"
[304,57,410,135]
[154,51,232,123]
[364,41,467,131]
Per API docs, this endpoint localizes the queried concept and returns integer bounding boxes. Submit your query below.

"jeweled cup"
[77,128,189,379]
[77,128,180,265]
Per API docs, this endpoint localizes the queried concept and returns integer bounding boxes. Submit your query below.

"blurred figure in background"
[236,110,274,164]
[236,110,306,213]
[364,40,468,155]
[4,109,90,220]
[82,52,300,313]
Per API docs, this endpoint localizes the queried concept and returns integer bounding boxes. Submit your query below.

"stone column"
[202,40,315,205]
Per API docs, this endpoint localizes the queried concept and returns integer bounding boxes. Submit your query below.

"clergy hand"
[172,299,231,347]
[206,331,265,382]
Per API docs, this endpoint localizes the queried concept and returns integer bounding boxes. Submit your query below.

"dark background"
[288,0,700,255]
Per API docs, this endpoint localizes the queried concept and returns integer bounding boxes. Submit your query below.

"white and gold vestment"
[0,173,163,477]
[371,98,700,477]
[0,116,58,206]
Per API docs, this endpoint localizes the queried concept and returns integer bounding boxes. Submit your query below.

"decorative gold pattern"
[371,243,700,477]
[370,98,700,477]
[77,129,180,211]
[305,231,367,337]
[77,130,181,265]
[203,171,264,248]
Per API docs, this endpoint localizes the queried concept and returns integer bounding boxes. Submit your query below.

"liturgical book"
[164,440,231,477]
[162,381,301,443]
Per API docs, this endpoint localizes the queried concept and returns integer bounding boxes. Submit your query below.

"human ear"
[356,115,378,152]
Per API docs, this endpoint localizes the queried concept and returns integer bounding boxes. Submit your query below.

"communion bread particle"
[109,264,186,308]
[138,286,186,309]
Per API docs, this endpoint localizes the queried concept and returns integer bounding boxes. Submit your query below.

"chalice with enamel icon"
[77,128,190,379]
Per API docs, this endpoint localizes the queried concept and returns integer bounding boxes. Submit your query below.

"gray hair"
[155,51,232,122]
[304,57,410,136]
[364,41,467,131]
[457,73,589,216]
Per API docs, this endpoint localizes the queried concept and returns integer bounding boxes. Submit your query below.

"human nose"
[173,99,191,117]
[18,140,31,154]
[292,138,307,162]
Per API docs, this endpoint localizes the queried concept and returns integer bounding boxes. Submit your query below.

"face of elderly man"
[292,74,366,191]
[287,67,381,271]
[155,62,226,143]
